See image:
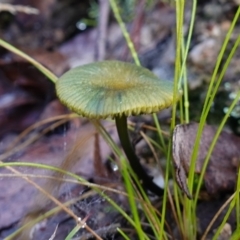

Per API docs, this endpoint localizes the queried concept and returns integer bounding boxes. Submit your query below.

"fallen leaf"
[172,122,240,198]
[0,120,119,235]
[0,48,69,138]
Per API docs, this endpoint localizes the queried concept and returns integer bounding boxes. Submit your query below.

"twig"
[95,0,110,61]
[0,3,39,15]
[48,224,59,240]
[72,224,120,240]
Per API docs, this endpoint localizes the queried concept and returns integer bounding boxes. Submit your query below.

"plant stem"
[115,115,163,196]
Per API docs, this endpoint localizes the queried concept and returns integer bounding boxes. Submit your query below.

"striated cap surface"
[56,60,180,119]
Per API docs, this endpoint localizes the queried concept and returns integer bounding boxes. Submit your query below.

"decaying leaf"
[172,122,240,198]
[0,120,119,236]
[0,49,69,138]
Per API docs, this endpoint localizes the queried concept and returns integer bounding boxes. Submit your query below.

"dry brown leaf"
[172,122,240,198]
[0,121,119,233]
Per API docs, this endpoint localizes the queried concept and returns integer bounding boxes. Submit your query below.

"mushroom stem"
[115,115,163,196]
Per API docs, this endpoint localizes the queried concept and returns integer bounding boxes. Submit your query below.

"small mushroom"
[56,60,180,196]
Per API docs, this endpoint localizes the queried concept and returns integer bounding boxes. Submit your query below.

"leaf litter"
[0,0,240,239]
[172,122,240,197]
[172,122,240,238]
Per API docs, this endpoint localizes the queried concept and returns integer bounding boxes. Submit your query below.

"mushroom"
[56,60,181,196]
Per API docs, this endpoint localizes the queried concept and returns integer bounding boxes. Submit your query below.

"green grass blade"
[0,39,58,84]
[193,33,240,206]
[188,6,240,197]
[121,157,147,240]
[126,161,166,239]
[235,168,240,231]
[169,0,187,238]
[153,114,167,155]
[212,197,236,240]
[65,222,84,240]
[117,228,131,240]
[0,161,151,239]
[108,0,140,66]
[179,0,197,124]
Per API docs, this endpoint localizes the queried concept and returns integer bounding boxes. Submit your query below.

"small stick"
[0,3,39,15]
[95,0,110,61]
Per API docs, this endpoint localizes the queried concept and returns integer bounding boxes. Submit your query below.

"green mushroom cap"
[56,60,180,119]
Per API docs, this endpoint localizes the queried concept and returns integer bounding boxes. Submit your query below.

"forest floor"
[0,0,239,239]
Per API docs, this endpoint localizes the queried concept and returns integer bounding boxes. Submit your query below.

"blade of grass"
[121,157,147,240]
[193,33,240,207]
[0,173,128,197]
[158,0,186,238]
[179,0,197,123]
[211,168,240,240]
[4,194,85,240]
[7,191,95,240]
[65,217,88,240]
[231,232,240,240]
[126,160,168,239]
[185,7,240,239]
[194,89,240,208]
[153,114,167,155]
[159,140,174,240]
[172,179,185,239]
[140,130,178,239]
[1,162,102,240]
[212,197,236,240]
[94,118,167,238]
[201,193,235,240]
[182,69,189,123]
[108,0,140,66]
[168,0,187,238]
[188,5,240,197]
[0,39,58,83]
[236,168,240,231]
[117,228,131,240]
[106,127,167,237]
[91,120,123,157]
[0,161,151,239]
[101,191,151,240]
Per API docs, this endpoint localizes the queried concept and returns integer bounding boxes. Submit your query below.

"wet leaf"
[0,49,69,138]
[172,122,240,198]
[0,60,54,137]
